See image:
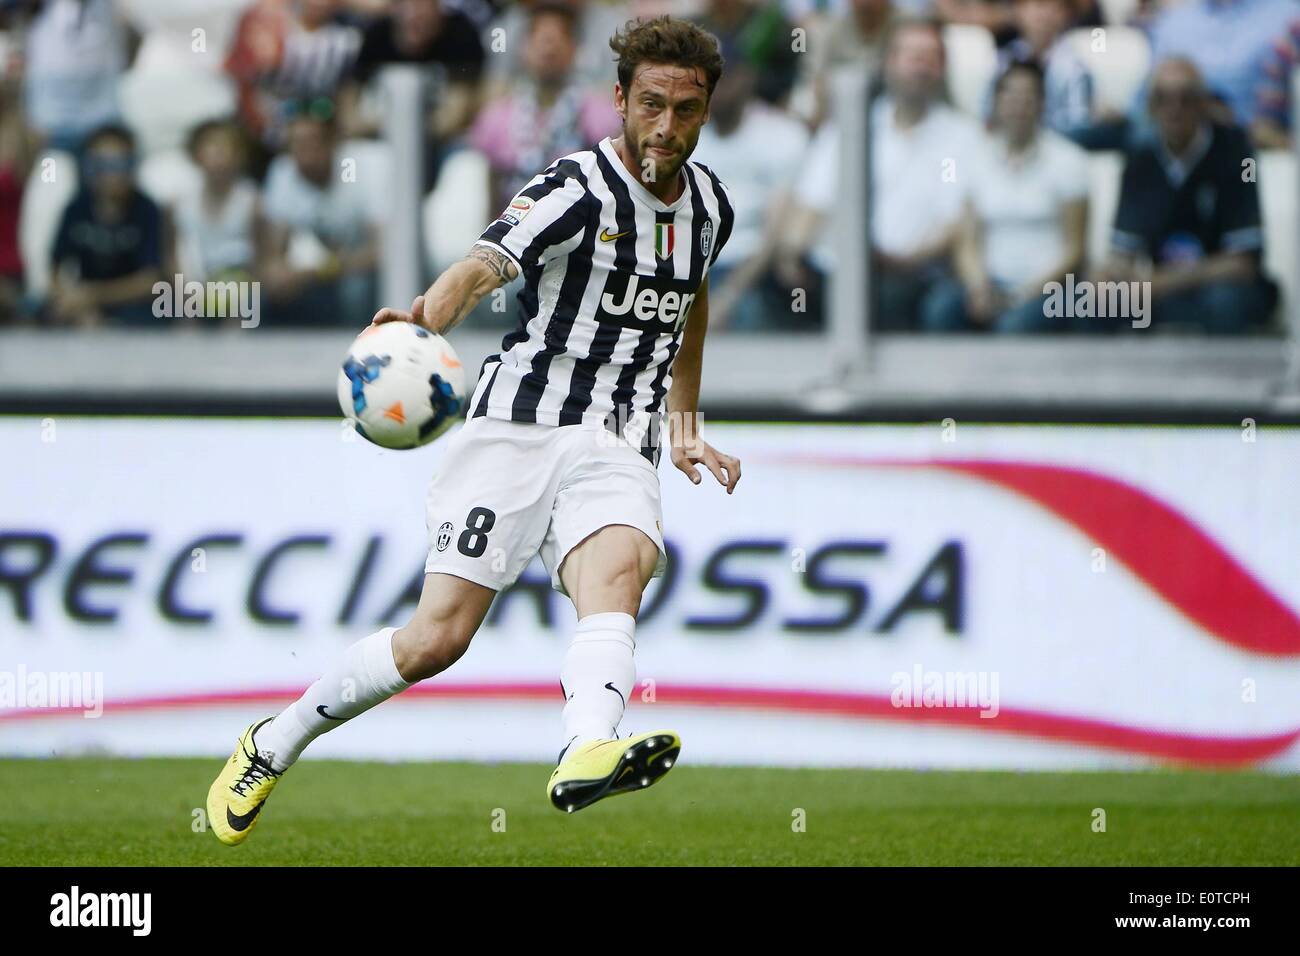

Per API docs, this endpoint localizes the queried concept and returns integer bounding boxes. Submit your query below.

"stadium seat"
[18,149,79,300]
[1063,26,1151,116]
[943,24,999,118]
[1260,150,1297,328]
[114,0,247,155]
[340,138,395,225]
[1097,0,1140,25]
[119,57,237,156]
[1085,150,1124,269]
[138,148,203,208]
[423,148,490,276]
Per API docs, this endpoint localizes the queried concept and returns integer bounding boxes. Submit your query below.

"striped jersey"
[469,135,735,463]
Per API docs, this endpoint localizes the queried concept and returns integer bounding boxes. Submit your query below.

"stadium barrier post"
[1288,64,1300,392]
[829,65,872,383]
[380,66,426,316]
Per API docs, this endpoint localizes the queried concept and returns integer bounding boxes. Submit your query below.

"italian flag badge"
[655,222,675,260]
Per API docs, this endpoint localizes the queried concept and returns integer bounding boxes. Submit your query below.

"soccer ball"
[337,322,467,449]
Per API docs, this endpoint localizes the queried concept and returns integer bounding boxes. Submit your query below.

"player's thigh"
[558,523,661,618]
[424,418,563,591]
[393,571,496,678]
[545,426,668,616]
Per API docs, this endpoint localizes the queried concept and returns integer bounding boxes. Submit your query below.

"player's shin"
[256,626,412,771]
[558,612,636,760]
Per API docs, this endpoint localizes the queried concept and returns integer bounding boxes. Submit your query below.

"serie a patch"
[501,194,534,227]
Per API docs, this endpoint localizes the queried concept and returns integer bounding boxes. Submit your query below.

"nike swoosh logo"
[226,804,261,832]
[316,705,350,721]
[604,682,625,705]
[599,228,630,242]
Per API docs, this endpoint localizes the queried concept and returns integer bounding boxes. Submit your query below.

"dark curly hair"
[609,15,725,100]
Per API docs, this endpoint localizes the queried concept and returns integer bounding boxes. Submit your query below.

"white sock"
[256,627,411,772]
[558,611,636,761]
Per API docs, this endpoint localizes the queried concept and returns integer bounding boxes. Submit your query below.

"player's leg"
[206,571,494,845]
[207,416,557,843]
[257,571,495,767]
[545,523,681,812]
[539,426,681,811]
[555,523,659,753]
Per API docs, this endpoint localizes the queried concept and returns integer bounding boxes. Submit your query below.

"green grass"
[1,758,1296,866]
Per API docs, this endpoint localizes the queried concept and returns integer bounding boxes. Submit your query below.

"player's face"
[617,63,711,186]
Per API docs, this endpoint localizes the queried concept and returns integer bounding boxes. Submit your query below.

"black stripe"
[608,208,677,443]
[637,165,710,463]
[510,189,600,422]
[695,161,733,267]
[559,148,639,426]
[471,362,501,418]
[514,161,590,271]
[476,157,592,422]
[682,165,709,287]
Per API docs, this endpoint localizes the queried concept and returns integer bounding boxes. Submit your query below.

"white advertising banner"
[1,417,1298,771]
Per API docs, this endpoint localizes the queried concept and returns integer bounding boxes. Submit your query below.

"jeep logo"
[598,274,697,333]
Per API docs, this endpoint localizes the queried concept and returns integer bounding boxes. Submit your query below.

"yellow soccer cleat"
[206,717,283,846]
[546,730,681,813]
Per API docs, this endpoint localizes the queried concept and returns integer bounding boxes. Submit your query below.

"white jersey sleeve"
[475,161,592,273]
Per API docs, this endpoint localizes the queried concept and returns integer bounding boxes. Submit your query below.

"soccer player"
[208,15,740,845]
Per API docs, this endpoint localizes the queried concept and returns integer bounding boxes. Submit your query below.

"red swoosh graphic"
[2,682,1296,767]
[775,455,1300,658]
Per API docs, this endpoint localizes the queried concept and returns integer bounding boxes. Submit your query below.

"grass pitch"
[1,758,1296,866]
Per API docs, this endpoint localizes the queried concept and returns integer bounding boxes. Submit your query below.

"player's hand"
[371,295,428,329]
[672,440,741,494]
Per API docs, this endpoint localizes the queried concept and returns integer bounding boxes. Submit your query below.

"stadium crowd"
[0,0,1295,333]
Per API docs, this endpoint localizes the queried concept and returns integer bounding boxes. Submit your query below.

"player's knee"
[392,618,472,681]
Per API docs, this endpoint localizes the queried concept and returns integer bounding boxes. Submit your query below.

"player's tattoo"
[466,246,518,285]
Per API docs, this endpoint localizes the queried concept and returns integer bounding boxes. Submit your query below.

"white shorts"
[424,416,667,594]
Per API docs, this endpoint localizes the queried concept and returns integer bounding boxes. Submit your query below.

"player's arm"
[666,276,741,494]
[371,244,518,334]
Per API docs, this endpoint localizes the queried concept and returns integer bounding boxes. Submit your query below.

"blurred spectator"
[48,124,169,326]
[937,60,1088,331]
[486,0,645,94]
[261,110,381,325]
[693,63,812,330]
[0,34,33,322]
[1146,0,1297,131]
[1251,14,1300,149]
[932,0,1018,44]
[984,0,1093,141]
[225,0,362,152]
[693,0,801,107]
[469,0,620,213]
[1099,58,1277,334]
[785,18,979,330]
[173,119,266,297]
[933,0,1101,44]
[23,0,134,153]
[342,0,487,142]
[790,0,898,129]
